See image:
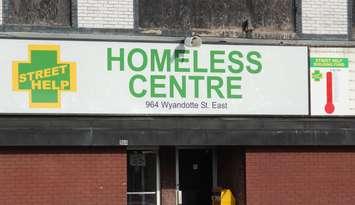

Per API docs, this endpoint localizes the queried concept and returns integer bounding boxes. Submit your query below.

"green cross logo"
[312,70,323,82]
[13,45,76,108]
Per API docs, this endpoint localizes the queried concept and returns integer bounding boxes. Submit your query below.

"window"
[127,150,160,205]
[139,0,295,35]
[4,0,71,26]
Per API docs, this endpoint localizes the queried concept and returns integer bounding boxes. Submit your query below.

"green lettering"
[207,76,224,98]
[129,74,147,97]
[193,50,207,72]
[169,76,186,98]
[228,51,244,73]
[107,48,124,71]
[246,51,262,74]
[151,49,171,72]
[151,75,166,98]
[227,76,242,99]
[188,76,204,98]
[210,50,225,73]
[174,50,190,72]
[128,48,148,72]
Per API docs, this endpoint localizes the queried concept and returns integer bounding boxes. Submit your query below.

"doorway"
[177,149,213,205]
[127,150,160,205]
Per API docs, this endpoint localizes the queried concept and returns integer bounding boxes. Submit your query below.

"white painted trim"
[175,147,180,205]
[156,151,161,205]
[127,192,156,195]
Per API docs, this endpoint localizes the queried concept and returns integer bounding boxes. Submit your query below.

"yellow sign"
[13,45,76,108]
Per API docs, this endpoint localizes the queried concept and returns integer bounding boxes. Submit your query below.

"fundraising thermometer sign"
[0,39,308,115]
[310,47,355,116]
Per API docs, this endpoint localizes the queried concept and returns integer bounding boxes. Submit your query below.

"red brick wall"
[160,146,176,205]
[0,147,127,205]
[246,148,355,205]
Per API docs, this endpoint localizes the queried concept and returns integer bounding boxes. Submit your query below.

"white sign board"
[0,39,309,115]
[310,47,355,116]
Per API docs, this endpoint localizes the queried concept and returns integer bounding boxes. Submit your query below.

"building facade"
[1,1,355,205]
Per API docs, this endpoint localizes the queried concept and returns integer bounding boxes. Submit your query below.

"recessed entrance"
[177,149,213,205]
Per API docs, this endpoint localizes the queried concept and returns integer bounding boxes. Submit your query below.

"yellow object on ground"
[220,189,236,205]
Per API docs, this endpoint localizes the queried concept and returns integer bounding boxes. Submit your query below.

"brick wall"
[160,147,176,205]
[302,0,348,35]
[0,147,127,205]
[77,0,134,29]
[246,148,355,205]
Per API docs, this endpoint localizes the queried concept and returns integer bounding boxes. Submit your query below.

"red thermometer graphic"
[325,71,335,114]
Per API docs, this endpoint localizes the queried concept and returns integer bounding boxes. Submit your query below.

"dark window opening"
[4,0,71,26]
[138,0,295,37]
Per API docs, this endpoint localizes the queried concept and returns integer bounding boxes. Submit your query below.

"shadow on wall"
[217,147,245,205]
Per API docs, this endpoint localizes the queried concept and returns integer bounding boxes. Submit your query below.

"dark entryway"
[178,149,213,205]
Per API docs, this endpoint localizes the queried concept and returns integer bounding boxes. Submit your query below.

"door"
[127,150,159,205]
[178,149,213,205]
